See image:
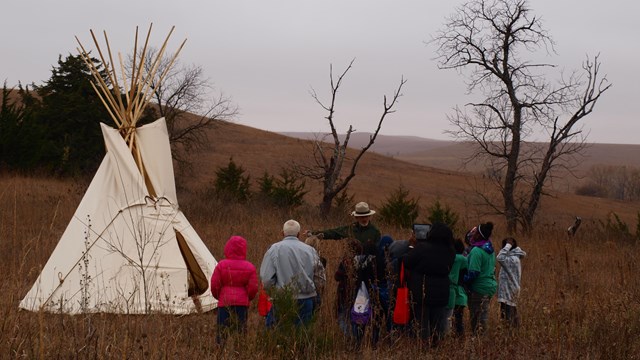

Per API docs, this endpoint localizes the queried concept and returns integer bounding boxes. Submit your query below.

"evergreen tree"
[32,54,112,175]
[213,158,251,202]
[379,184,419,228]
[257,171,276,197]
[426,199,460,231]
[258,169,308,208]
[0,83,45,170]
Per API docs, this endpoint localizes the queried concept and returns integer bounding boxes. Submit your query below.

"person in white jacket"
[496,237,526,327]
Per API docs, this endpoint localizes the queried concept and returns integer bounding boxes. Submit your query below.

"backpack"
[350,281,372,325]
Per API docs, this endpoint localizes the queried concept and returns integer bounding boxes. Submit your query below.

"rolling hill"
[174,121,640,230]
[280,131,640,174]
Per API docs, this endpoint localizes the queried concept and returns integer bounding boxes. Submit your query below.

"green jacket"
[467,246,497,296]
[318,222,381,245]
[448,254,468,309]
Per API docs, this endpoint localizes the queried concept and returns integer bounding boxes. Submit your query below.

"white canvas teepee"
[19,25,218,314]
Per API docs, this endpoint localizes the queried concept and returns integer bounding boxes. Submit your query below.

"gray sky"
[2,0,638,144]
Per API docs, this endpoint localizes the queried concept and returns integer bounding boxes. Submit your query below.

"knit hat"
[477,222,494,240]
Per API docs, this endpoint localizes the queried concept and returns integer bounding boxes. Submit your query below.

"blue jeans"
[265,297,314,328]
[216,306,248,344]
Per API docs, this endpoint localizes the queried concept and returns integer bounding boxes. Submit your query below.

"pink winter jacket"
[210,236,259,307]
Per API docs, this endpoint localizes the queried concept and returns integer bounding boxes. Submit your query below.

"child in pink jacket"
[210,235,259,344]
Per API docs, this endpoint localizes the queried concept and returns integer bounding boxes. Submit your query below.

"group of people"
[209,219,326,343]
[208,201,527,348]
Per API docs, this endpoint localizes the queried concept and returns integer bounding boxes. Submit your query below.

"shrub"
[598,212,634,242]
[256,286,328,357]
[213,158,251,202]
[575,182,607,198]
[257,171,275,196]
[379,184,419,228]
[426,199,460,231]
[332,188,355,215]
[258,169,308,208]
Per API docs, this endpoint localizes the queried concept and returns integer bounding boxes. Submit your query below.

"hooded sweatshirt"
[464,241,497,296]
[210,236,259,307]
[496,243,526,306]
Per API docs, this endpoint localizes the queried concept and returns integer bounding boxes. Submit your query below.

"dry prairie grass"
[2,173,639,359]
[1,122,640,359]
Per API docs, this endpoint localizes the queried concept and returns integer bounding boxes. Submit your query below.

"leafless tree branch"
[132,48,238,171]
[434,0,610,233]
[298,60,406,216]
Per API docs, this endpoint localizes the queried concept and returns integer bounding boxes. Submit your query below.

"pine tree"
[0,83,46,170]
[379,184,419,228]
[213,158,251,202]
[32,54,112,174]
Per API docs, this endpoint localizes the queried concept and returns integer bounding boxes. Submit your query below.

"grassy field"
[1,174,639,359]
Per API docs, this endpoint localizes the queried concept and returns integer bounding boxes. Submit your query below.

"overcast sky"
[2,0,638,144]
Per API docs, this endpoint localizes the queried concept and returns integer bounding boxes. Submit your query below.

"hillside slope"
[179,121,640,229]
[281,131,640,173]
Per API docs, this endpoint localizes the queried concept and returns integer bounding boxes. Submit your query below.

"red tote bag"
[257,285,272,317]
[393,262,410,325]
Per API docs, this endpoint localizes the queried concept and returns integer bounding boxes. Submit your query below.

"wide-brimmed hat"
[351,202,376,217]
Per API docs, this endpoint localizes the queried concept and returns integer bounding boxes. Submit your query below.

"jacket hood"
[378,235,393,258]
[424,222,453,245]
[224,235,247,260]
[507,246,526,258]
[480,241,495,254]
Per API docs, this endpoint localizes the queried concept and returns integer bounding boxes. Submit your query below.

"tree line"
[1,55,110,175]
[577,164,640,201]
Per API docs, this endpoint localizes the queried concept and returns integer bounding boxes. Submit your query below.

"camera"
[413,223,432,241]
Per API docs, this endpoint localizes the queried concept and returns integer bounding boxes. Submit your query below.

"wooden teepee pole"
[129,24,155,127]
[128,26,140,115]
[88,30,124,122]
[101,30,128,127]
[75,38,123,128]
[134,37,187,125]
[131,26,175,126]
[76,24,184,173]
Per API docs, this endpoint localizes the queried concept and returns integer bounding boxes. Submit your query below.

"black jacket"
[403,240,455,307]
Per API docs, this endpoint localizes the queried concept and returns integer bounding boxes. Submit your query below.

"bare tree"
[135,48,238,168]
[432,0,611,233]
[297,60,406,217]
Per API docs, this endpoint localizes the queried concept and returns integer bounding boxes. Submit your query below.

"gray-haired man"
[260,219,326,326]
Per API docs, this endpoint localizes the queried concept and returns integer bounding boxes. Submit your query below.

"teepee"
[19,25,218,314]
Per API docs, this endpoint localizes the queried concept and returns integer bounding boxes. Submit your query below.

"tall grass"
[1,174,639,359]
